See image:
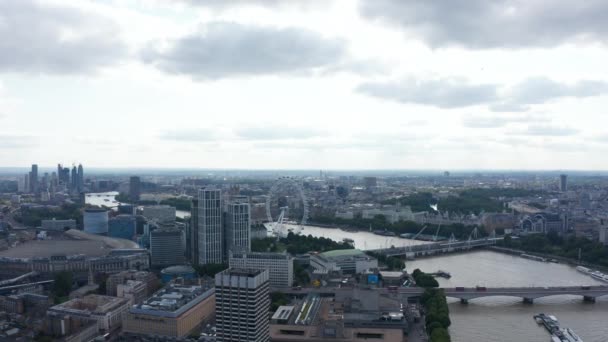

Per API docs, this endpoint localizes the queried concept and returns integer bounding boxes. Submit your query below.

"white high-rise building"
[225,196,251,255]
[229,251,293,288]
[215,268,270,342]
[198,187,224,265]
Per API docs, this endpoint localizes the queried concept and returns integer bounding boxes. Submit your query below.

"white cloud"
[359,0,608,48]
[142,22,347,79]
[0,0,127,74]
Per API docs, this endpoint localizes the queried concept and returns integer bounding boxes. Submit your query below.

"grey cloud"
[181,0,324,9]
[501,77,608,108]
[159,129,220,142]
[142,22,347,79]
[358,76,608,111]
[489,103,530,113]
[0,0,126,74]
[235,126,324,141]
[356,78,498,108]
[359,0,608,48]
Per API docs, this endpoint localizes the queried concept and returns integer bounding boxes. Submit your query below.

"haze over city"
[2,2,608,342]
[2,0,608,169]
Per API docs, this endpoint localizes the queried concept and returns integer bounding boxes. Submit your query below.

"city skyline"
[1,0,608,169]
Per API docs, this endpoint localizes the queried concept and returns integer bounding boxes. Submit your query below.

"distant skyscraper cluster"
[23,163,85,198]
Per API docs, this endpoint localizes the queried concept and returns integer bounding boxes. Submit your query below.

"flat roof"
[222,268,266,277]
[271,306,295,321]
[319,249,366,258]
[130,285,214,318]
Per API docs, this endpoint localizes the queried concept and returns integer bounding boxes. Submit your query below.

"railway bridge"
[394,285,608,304]
[276,285,608,305]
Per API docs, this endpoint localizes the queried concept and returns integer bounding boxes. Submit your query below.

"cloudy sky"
[1,0,607,170]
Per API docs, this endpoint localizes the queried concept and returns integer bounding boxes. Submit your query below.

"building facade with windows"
[215,268,270,342]
[225,196,251,255]
[198,188,224,264]
[229,252,293,287]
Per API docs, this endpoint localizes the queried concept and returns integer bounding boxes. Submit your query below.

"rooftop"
[51,294,128,315]
[319,249,367,259]
[130,284,214,318]
[221,268,266,277]
[271,306,295,321]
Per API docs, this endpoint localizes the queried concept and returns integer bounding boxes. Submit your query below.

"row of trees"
[251,232,353,255]
[14,204,83,227]
[412,268,439,288]
[383,188,548,216]
[500,232,608,267]
[312,214,484,240]
[421,288,452,342]
[412,269,451,342]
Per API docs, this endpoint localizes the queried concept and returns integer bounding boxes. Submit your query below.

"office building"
[46,294,129,333]
[71,165,78,191]
[310,249,378,275]
[108,215,136,240]
[225,196,251,255]
[198,187,224,265]
[215,268,270,342]
[122,284,215,338]
[129,176,141,201]
[83,208,109,234]
[560,174,568,192]
[150,229,184,267]
[186,199,199,265]
[118,204,136,215]
[363,176,377,189]
[77,163,84,191]
[30,164,38,194]
[116,280,147,305]
[41,219,77,231]
[106,270,157,297]
[229,252,294,287]
[143,205,176,225]
[270,290,406,342]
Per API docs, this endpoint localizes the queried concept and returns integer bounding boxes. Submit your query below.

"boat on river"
[373,230,396,237]
[576,266,608,283]
[533,313,583,342]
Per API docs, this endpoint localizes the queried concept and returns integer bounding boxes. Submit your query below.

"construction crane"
[412,225,428,240]
[433,223,442,241]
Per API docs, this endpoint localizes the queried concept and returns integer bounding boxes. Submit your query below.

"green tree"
[52,271,73,298]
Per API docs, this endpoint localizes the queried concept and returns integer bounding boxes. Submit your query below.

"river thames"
[288,224,608,342]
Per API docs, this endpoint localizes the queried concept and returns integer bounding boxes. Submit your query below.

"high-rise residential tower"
[225,196,251,255]
[215,268,270,342]
[560,174,568,192]
[198,187,223,265]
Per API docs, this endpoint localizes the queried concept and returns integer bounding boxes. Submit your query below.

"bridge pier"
[583,296,596,303]
[523,297,534,304]
[460,298,468,305]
